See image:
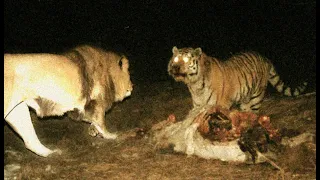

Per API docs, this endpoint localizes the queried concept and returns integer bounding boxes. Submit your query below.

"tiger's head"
[168,46,202,83]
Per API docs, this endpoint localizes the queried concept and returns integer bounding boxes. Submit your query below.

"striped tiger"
[168,46,307,113]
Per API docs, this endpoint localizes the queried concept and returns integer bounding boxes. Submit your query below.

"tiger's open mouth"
[172,73,187,81]
[172,73,187,78]
[173,72,198,78]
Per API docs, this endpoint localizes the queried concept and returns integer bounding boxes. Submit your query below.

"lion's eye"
[174,57,179,63]
[183,57,189,63]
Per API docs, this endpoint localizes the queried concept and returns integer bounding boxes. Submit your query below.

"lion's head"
[109,54,133,102]
[65,45,134,103]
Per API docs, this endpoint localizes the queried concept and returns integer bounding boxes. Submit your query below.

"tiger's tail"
[268,66,308,96]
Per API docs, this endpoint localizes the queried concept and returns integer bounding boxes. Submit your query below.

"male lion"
[4,45,133,157]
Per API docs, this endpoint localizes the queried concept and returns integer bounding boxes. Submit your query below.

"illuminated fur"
[168,46,307,112]
[4,45,133,157]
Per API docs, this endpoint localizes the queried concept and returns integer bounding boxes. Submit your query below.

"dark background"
[4,1,316,90]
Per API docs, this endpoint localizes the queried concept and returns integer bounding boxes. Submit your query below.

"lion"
[4,45,133,157]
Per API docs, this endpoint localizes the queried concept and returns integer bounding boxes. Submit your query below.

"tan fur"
[4,45,133,157]
[168,46,307,113]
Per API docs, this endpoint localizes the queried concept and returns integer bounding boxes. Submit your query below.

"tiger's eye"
[174,57,179,62]
[183,57,189,63]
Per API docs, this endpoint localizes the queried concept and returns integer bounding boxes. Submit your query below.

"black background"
[4,1,316,89]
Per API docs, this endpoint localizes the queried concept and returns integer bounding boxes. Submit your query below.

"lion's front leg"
[5,102,61,157]
[85,101,117,139]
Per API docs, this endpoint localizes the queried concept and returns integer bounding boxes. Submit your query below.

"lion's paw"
[88,124,99,137]
[88,123,118,139]
[25,143,62,157]
[100,132,118,139]
[52,149,62,155]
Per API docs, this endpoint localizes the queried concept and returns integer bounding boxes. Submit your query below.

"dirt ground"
[4,81,316,180]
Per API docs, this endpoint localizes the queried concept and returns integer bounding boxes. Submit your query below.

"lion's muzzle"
[125,90,132,97]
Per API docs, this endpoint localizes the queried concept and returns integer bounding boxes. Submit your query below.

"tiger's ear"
[172,46,179,54]
[194,47,202,56]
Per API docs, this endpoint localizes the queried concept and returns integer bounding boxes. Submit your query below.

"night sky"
[4,1,316,90]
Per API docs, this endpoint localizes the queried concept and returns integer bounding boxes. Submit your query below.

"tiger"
[168,46,307,113]
[4,44,133,157]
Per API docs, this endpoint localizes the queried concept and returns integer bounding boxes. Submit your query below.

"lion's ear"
[118,58,123,68]
[172,46,179,54]
[119,56,129,71]
[194,47,202,56]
